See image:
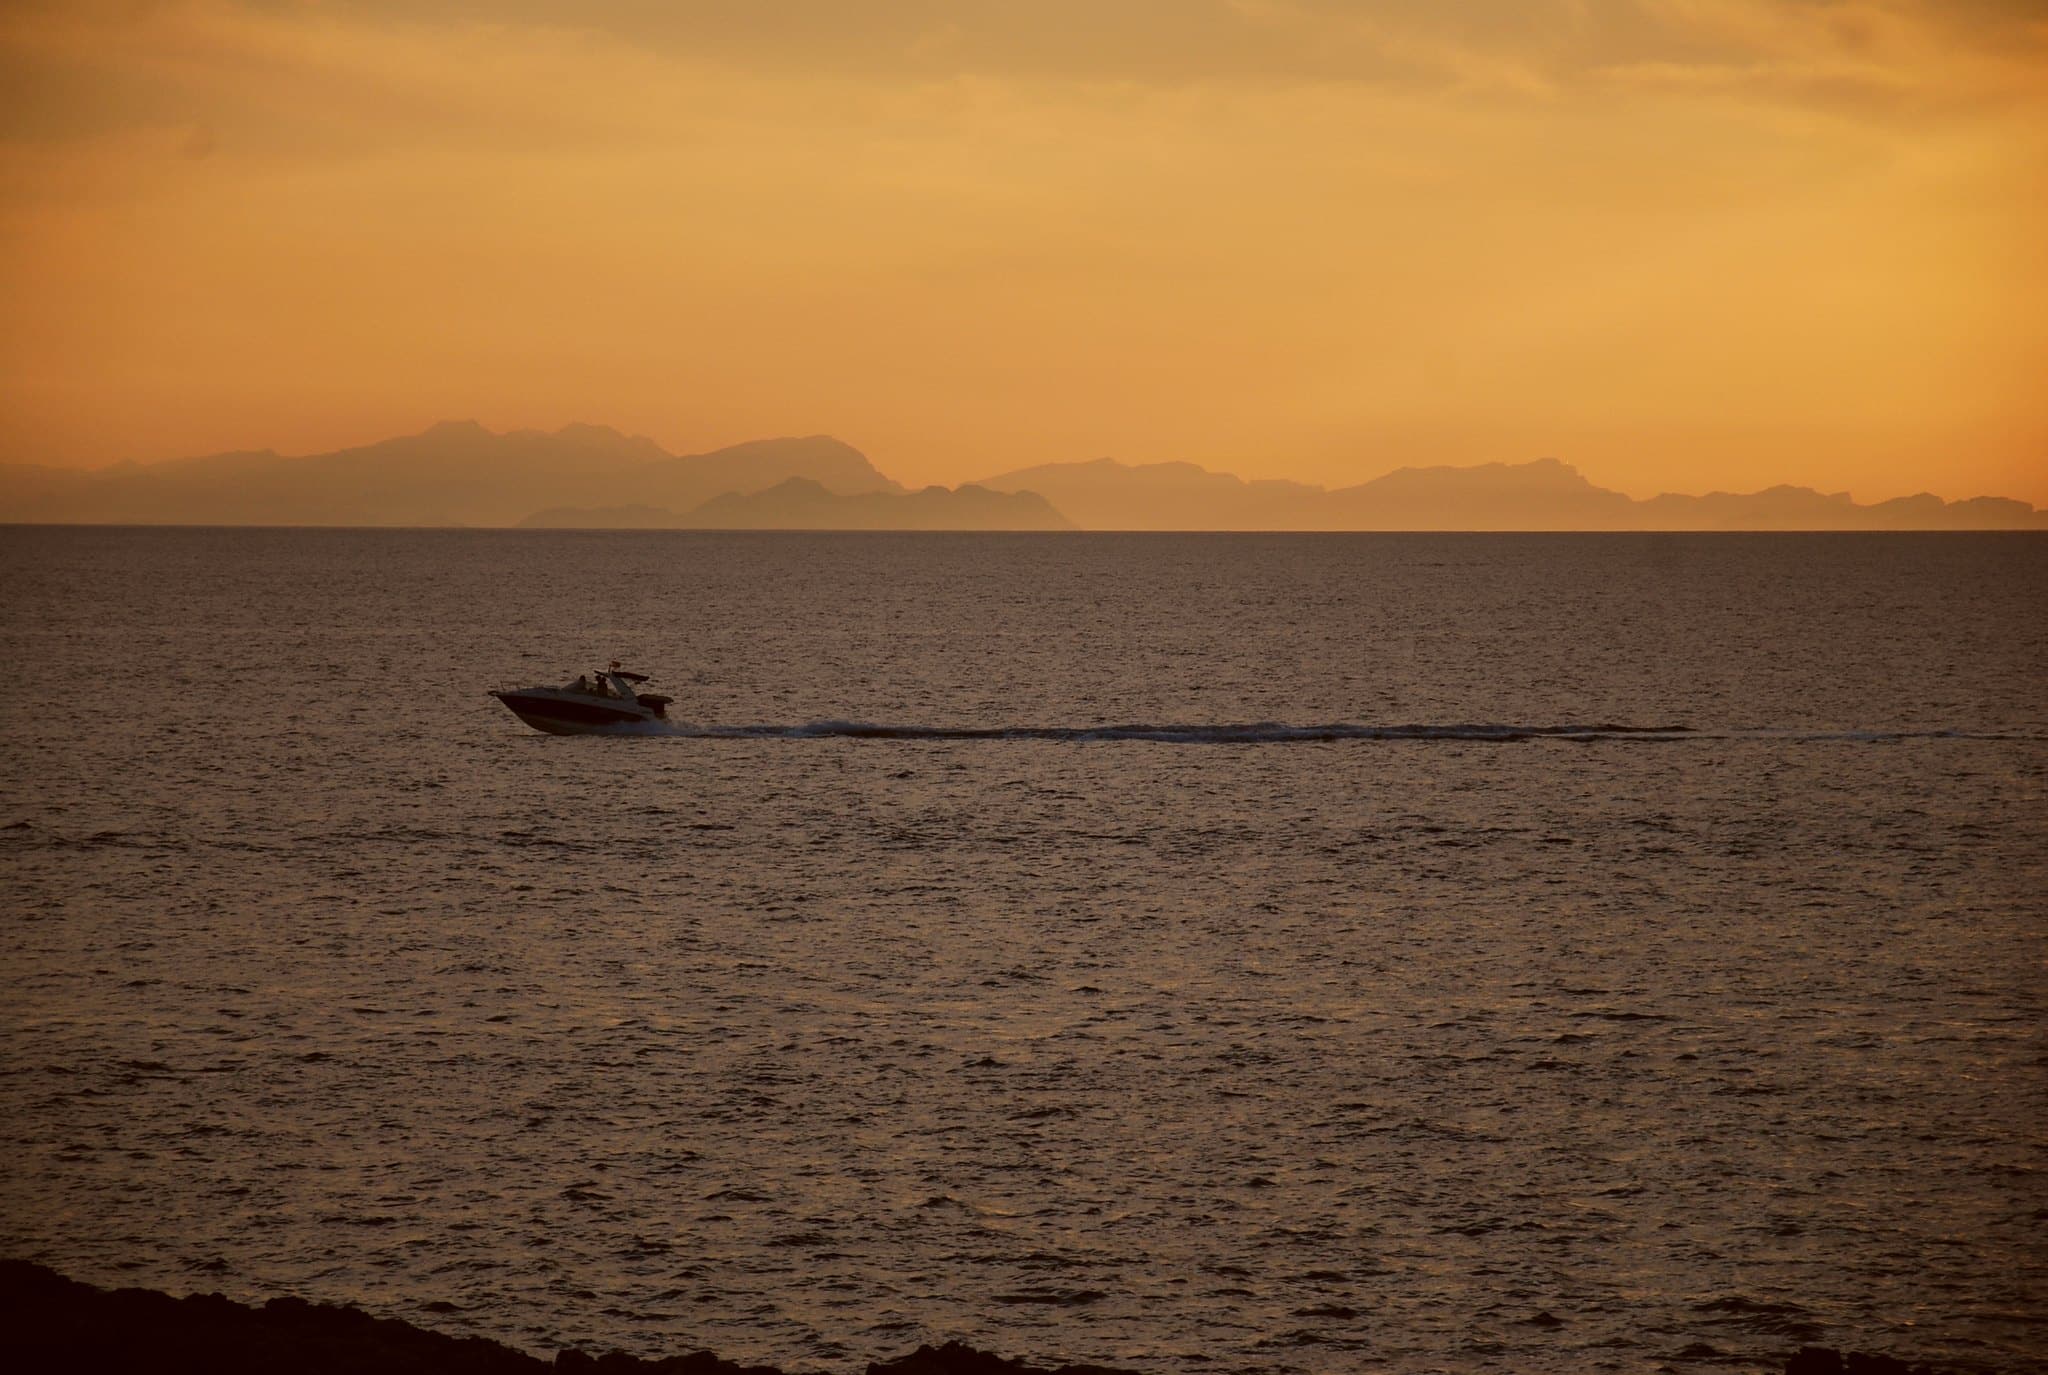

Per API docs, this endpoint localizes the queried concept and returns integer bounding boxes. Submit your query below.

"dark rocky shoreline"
[0,1261,1132,1375]
[0,1260,1954,1375]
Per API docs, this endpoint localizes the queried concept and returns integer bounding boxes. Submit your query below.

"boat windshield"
[559,670,641,697]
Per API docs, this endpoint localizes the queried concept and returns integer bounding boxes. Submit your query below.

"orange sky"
[2,0,2044,503]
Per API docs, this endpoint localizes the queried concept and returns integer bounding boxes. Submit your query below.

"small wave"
[0,823,186,852]
[989,1289,1108,1306]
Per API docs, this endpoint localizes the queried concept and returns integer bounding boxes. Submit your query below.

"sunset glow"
[3,0,2045,503]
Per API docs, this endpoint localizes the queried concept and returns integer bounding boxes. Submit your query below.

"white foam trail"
[576,721,2045,744]
[1717,728,2038,744]
[640,720,1703,744]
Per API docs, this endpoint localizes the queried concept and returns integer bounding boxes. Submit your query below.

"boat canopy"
[549,667,653,696]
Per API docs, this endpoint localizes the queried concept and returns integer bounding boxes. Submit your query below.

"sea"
[1,527,2042,1375]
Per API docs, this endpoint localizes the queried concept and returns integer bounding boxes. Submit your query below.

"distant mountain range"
[2,422,2041,530]
[975,455,2047,531]
[0,423,909,528]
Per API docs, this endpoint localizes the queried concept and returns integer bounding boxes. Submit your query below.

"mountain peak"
[1373,455,1593,483]
[635,435,902,502]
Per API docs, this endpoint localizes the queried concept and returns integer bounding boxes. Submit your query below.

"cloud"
[1603,0,2048,110]
[323,1,2048,104]
[0,0,2040,502]
[4,0,2041,183]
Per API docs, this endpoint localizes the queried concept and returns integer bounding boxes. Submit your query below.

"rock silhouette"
[0,1262,1990,1375]
[0,1262,1137,1375]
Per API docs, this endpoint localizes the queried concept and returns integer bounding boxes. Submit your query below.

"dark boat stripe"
[492,693,647,726]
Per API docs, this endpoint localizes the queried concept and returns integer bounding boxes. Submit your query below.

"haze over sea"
[1,527,2043,1375]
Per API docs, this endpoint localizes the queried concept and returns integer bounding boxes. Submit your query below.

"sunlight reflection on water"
[1,529,2043,1374]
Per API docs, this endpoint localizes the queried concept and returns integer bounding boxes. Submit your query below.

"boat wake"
[493,668,2036,744]
[648,720,1700,743]
[565,720,2039,744]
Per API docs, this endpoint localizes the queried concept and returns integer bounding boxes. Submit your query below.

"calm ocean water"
[1,527,2043,1374]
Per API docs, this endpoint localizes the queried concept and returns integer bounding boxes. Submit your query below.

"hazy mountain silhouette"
[514,502,688,530]
[974,458,1327,530]
[0,423,901,528]
[628,436,901,512]
[4,423,2042,529]
[1635,484,2046,531]
[978,456,2047,530]
[527,479,1072,531]
[976,455,1638,530]
[1325,456,1638,529]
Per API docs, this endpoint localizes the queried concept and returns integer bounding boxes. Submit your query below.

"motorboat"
[490,664,674,734]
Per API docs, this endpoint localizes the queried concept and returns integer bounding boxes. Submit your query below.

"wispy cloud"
[5,0,2041,174]
[1604,0,2048,111]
